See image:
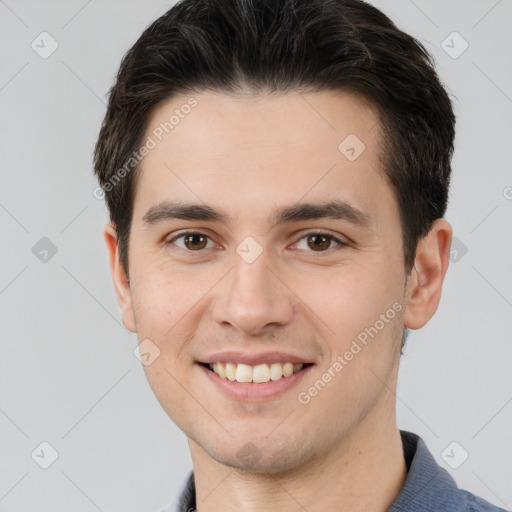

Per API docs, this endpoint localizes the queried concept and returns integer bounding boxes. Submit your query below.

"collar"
[389,430,467,511]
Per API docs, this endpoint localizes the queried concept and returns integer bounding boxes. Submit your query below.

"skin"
[104,90,452,512]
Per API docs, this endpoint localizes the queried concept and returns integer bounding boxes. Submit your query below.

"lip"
[198,350,315,366]
[197,362,315,401]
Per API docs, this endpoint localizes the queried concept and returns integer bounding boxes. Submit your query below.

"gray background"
[1,0,511,510]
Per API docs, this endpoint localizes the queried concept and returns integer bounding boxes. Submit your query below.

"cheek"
[130,265,202,336]
[294,260,403,365]
[297,263,389,326]
[132,283,172,334]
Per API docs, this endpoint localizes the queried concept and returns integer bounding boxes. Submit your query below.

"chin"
[200,435,317,476]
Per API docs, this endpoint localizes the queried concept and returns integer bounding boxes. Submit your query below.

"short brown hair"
[93,0,456,281]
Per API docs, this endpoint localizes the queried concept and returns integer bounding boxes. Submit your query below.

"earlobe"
[403,218,452,330]
[103,223,137,333]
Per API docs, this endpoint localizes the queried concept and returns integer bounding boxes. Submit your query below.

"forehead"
[133,90,390,226]
[145,89,380,148]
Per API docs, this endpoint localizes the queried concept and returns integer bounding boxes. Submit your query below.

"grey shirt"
[160,430,507,512]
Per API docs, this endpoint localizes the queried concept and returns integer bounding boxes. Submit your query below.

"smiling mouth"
[199,361,314,383]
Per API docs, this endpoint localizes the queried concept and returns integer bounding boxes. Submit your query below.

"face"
[105,90,450,474]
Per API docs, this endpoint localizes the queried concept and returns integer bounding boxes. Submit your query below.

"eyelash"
[166,230,349,254]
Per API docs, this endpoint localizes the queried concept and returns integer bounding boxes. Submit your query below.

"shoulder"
[463,490,508,512]
[390,431,508,512]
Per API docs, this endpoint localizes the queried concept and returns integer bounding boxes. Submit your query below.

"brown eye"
[170,232,214,251]
[307,234,332,251]
[294,232,346,253]
[184,234,208,250]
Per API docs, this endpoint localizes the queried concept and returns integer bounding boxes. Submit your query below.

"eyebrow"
[141,199,373,229]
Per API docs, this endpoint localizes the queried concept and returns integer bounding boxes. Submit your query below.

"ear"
[103,223,137,333]
[403,218,452,330]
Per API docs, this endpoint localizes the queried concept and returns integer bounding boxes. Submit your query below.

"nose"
[212,250,294,337]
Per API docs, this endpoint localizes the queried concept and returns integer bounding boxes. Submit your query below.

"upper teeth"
[209,362,304,383]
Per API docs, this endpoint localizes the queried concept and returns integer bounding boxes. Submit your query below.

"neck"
[188,400,407,512]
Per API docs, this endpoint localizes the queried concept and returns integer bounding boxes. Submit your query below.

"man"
[93,0,506,510]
